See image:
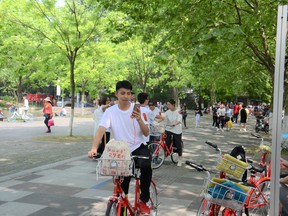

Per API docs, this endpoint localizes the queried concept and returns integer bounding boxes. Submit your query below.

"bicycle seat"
[250,163,266,173]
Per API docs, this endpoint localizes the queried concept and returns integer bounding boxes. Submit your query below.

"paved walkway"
[0,113,263,216]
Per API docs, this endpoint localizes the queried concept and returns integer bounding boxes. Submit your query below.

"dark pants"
[212,116,217,127]
[44,114,51,131]
[280,183,288,216]
[219,116,225,129]
[97,132,110,154]
[233,114,239,123]
[121,144,152,203]
[165,130,182,156]
[182,116,187,128]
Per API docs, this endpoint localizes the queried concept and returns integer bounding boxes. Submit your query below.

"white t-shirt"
[164,109,182,134]
[99,104,148,152]
[151,107,161,117]
[140,106,156,142]
[23,99,29,110]
[93,105,110,136]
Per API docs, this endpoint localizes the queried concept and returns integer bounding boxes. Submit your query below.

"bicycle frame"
[109,177,140,215]
[155,133,175,156]
[108,176,157,216]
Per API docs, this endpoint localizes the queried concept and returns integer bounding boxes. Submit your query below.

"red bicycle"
[148,133,184,169]
[97,155,158,216]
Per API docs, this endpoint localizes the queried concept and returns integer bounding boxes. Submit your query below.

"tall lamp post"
[270,5,287,215]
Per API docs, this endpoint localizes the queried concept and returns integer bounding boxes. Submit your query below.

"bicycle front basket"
[203,178,250,211]
[97,158,133,177]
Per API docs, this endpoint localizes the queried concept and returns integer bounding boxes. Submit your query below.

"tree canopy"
[0,0,286,134]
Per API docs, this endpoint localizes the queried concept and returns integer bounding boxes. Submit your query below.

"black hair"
[116,80,132,91]
[137,92,149,104]
[99,95,109,106]
[168,99,176,105]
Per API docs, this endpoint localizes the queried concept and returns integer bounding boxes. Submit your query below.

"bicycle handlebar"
[251,133,262,139]
[185,160,207,172]
[205,141,219,151]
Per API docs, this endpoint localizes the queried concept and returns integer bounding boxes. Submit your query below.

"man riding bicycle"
[88,80,152,215]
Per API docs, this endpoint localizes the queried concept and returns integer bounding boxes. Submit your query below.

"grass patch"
[33,135,93,143]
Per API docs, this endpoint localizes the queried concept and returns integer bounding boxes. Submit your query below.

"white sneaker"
[217,128,219,131]
[177,160,182,167]
[243,128,247,132]
[220,128,224,132]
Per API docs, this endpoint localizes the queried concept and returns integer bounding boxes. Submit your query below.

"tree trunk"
[68,52,77,136]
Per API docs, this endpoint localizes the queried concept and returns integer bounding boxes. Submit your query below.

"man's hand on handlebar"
[88,149,97,158]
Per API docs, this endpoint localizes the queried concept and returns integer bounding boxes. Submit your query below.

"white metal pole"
[270,5,287,216]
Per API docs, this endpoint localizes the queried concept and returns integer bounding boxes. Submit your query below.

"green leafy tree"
[3,0,106,135]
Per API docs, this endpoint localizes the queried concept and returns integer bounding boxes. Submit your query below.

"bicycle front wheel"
[7,113,16,122]
[171,141,184,164]
[148,142,165,169]
[196,198,212,216]
[246,179,270,216]
[147,180,158,216]
[105,201,118,216]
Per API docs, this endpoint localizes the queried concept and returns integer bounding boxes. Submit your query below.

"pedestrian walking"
[240,104,248,132]
[180,105,188,129]
[43,97,53,133]
[195,107,202,127]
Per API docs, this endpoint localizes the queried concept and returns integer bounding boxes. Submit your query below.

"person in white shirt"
[88,80,152,215]
[93,96,113,155]
[60,107,67,116]
[164,99,183,166]
[148,100,163,141]
[21,95,29,115]
[137,93,162,143]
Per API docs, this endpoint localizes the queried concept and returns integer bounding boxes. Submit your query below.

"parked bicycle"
[96,155,158,216]
[251,133,288,179]
[7,105,34,122]
[148,133,184,169]
[186,141,270,216]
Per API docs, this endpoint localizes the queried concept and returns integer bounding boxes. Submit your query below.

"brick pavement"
[0,113,260,216]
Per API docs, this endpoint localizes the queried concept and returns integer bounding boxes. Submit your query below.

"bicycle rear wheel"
[105,201,118,216]
[171,141,184,164]
[7,113,16,122]
[148,143,165,169]
[24,114,34,122]
[246,179,270,216]
[147,181,158,216]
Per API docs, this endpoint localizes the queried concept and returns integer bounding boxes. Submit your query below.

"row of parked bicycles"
[185,133,288,216]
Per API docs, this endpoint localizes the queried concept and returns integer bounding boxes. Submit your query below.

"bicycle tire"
[246,179,270,216]
[24,114,34,122]
[147,180,158,216]
[105,201,118,216]
[7,113,16,122]
[148,142,165,169]
[171,141,184,164]
[196,198,212,216]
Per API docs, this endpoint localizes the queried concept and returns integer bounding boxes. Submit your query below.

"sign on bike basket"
[96,139,133,177]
